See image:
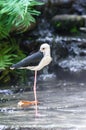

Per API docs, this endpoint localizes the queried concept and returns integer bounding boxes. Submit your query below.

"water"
[0,79,86,130]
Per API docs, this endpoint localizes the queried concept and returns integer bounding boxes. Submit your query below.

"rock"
[80,27,86,32]
[72,0,86,14]
[58,56,86,72]
[52,14,85,33]
[48,36,86,81]
[40,0,74,6]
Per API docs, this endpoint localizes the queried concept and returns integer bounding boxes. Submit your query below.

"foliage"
[0,39,27,84]
[0,0,43,84]
[0,0,43,39]
[0,39,26,69]
[0,43,15,70]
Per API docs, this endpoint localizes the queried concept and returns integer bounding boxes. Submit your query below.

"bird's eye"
[42,48,45,50]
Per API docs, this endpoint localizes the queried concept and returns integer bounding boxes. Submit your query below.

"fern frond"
[0,0,44,39]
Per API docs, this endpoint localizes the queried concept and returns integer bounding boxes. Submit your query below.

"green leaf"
[0,0,43,39]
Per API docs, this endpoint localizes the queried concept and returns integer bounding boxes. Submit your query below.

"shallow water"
[0,79,86,130]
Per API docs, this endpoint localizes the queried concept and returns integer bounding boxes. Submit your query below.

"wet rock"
[38,73,56,81]
[80,27,86,33]
[0,89,13,95]
[72,0,86,14]
[20,40,40,54]
[51,37,86,62]
[48,36,86,81]
[52,40,69,61]
[40,0,74,6]
[52,15,84,33]
[39,0,86,16]
[58,56,86,72]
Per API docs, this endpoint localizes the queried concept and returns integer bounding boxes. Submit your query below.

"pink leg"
[34,70,38,115]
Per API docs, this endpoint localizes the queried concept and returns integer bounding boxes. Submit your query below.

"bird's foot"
[18,100,39,107]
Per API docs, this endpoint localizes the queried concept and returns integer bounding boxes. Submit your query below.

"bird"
[10,43,52,116]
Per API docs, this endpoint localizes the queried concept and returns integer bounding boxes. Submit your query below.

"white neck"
[44,49,51,57]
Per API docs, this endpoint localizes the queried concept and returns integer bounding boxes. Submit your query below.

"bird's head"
[40,43,50,55]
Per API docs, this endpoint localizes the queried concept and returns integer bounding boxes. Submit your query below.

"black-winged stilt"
[10,43,52,115]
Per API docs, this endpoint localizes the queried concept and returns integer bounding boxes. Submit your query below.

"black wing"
[11,51,43,69]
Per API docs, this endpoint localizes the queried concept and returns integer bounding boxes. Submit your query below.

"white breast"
[26,56,52,71]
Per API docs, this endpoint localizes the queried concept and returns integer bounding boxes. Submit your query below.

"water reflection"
[0,79,86,129]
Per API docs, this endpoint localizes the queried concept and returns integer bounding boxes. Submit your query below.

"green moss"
[56,22,62,27]
[70,26,79,34]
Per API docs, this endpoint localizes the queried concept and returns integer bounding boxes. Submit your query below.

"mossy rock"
[52,15,85,33]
